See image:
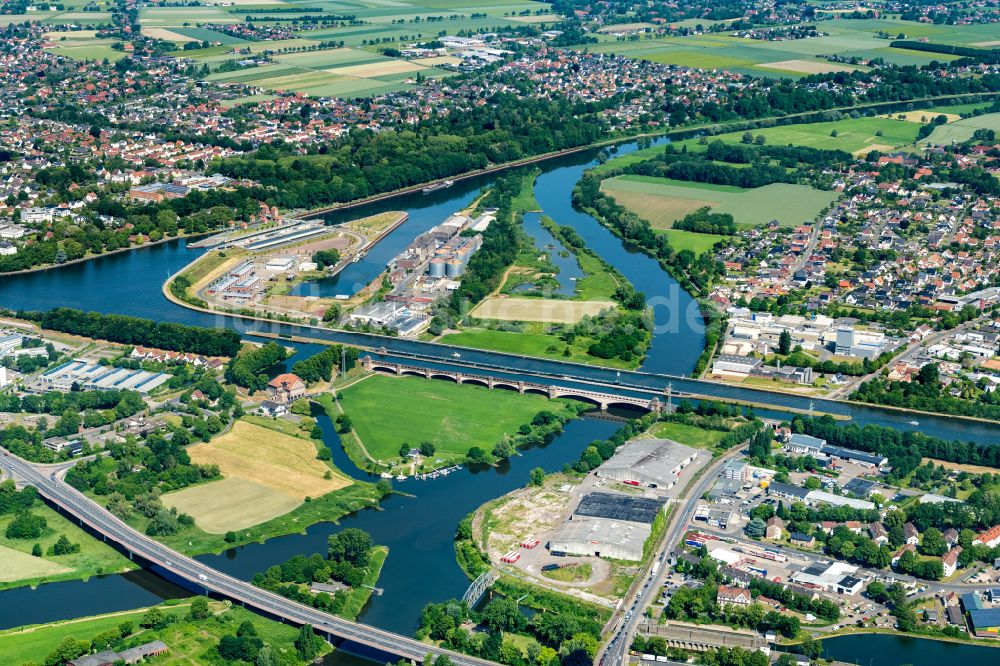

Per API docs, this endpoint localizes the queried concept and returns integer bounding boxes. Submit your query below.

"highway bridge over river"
[0,448,498,666]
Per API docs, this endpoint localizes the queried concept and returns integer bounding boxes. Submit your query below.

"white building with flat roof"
[596,438,699,490]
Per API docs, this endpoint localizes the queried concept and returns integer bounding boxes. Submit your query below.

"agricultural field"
[337,374,575,462]
[585,18,998,78]
[0,544,70,584]
[921,112,1000,145]
[687,116,924,155]
[471,296,615,323]
[0,504,135,589]
[169,419,352,533]
[161,477,300,534]
[601,175,840,228]
[42,30,126,62]
[203,45,453,99]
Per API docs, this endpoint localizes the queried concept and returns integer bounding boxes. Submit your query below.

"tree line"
[13,308,242,357]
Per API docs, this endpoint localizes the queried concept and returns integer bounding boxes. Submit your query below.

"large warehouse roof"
[548,516,650,561]
[575,492,666,525]
[597,438,698,487]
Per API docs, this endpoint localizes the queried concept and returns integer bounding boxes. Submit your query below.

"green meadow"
[602,175,840,229]
[337,374,575,461]
[584,17,994,78]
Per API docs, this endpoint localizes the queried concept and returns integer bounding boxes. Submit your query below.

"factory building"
[546,492,666,562]
[596,438,699,490]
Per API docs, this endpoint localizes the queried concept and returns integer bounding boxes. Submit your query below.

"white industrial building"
[548,517,650,561]
[596,438,700,490]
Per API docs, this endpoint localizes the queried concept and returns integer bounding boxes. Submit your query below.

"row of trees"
[225,342,288,391]
[14,308,242,357]
[291,344,359,384]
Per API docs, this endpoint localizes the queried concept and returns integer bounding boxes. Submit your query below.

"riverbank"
[792,626,1000,651]
[0,598,333,666]
[0,229,215,277]
[295,92,1000,220]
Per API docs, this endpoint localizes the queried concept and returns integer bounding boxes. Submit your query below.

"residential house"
[717,585,752,608]
[974,524,1000,548]
[267,373,305,403]
[869,522,889,546]
[790,531,816,548]
[766,516,784,540]
[943,546,962,577]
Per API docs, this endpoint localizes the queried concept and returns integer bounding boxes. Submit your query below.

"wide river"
[0,140,998,664]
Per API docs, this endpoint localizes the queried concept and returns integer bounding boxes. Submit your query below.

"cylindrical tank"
[446,259,464,278]
[428,258,447,278]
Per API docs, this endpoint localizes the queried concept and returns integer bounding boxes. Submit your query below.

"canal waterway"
[818,632,1000,665]
[0,137,999,663]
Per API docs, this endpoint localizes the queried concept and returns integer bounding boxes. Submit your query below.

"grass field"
[922,112,1000,144]
[602,175,839,228]
[688,116,924,154]
[644,421,726,450]
[585,18,981,77]
[655,228,724,256]
[0,544,71,583]
[440,325,637,369]
[173,419,352,532]
[0,602,325,666]
[161,477,301,534]
[205,45,451,99]
[471,296,615,323]
[0,504,135,590]
[338,374,574,461]
[0,604,190,664]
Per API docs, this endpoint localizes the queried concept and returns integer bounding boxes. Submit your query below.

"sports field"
[922,112,1000,144]
[472,296,615,323]
[601,175,839,228]
[338,374,572,461]
[176,419,352,532]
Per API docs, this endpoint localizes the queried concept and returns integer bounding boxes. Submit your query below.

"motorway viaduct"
[0,448,498,666]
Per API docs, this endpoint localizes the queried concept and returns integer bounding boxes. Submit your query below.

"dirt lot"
[472,296,615,323]
[480,480,577,559]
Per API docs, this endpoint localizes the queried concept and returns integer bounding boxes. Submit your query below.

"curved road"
[0,448,496,666]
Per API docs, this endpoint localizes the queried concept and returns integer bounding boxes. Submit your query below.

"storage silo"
[428,257,447,278]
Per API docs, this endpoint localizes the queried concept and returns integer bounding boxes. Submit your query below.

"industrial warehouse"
[596,438,701,490]
[548,493,666,561]
[33,358,173,395]
[545,438,699,562]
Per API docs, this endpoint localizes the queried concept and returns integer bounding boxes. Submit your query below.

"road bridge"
[362,356,675,413]
[0,448,498,666]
